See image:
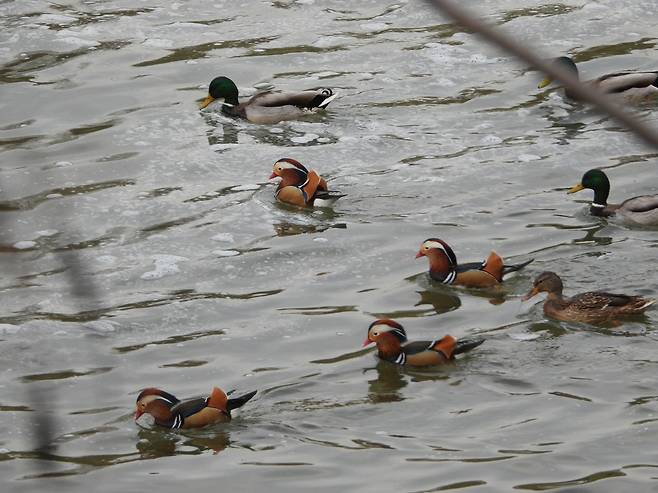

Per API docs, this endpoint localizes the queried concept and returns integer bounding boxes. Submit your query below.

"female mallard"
[568,168,658,225]
[199,76,337,124]
[523,271,654,324]
[539,56,658,102]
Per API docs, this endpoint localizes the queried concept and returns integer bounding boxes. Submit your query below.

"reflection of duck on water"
[137,428,231,457]
[366,361,407,404]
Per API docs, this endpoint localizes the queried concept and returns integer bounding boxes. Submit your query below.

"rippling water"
[2,1,658,491]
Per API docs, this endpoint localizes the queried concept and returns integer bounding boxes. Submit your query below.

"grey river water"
[1,1,658,491]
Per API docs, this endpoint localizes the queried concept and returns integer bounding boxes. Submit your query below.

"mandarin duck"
[568,169,658,225]
[523,271,654,324]
[538,56,658,102]
[363,319,484,367]
[199,76,337,124]
[135,387,256,429]
[270,158,344,207]
[416,238,533,288]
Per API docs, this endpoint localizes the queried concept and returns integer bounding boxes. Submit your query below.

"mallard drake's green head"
[538,56,579,88]
[568,168,611,205]
[200,76,240,109]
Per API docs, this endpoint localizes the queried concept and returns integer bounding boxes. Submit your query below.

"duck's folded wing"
[302,170,322,202]
[403,340,439,354]
[573,292,635,309]
[456,261,487,273]
[621,195,658,213]
[170,397,208,418]
[251,89,334,109]
[597,72,658,93]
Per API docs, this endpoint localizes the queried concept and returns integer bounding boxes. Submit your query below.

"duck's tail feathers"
[502,258,534,276]
[454,337,485,355]
[227,390,257,411]
[315,190,346,201]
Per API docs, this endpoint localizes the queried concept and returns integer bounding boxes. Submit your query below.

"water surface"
[1,1,658,491]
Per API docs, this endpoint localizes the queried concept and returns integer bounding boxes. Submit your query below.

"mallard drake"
[538,56,658,102]
[269,158,344,207]
[199,76,337,124]
[568,168,658,225]
[135,387,256,429]
[523,271,654,324]
[363,319,484,367]
[416,238,534,288]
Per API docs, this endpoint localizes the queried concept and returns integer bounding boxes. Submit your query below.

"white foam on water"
[0,324,21,334]
[214,249,240,257]
[231,184,260,191]
[35,229,58,237]
[141,255,188,280]
[211,233,235,242]
[291,133,319,144]
[481,135,503,145]
[13,241,36,250]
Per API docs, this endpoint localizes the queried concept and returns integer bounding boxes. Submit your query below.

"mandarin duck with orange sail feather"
[416,238,533,288]
[270,158,344,207]
[363,319,484,367]
[135,387,256,429]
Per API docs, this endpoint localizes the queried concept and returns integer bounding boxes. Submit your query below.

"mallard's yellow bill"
[199,95,215,109]
[568,183,585,194]
[538,77,552,89]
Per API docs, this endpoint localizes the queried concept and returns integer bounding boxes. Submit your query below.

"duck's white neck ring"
[591,203,606,208]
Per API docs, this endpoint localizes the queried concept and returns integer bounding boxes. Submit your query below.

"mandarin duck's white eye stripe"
[155,396,175,405]
[275,161,306,172]
[423,240,446,252]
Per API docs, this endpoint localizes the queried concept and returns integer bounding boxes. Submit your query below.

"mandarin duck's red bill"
[523,271,655,325]
[199,76,337,124]
[416,238,533,288]
[269,158,345,207]
[134,387,256,429]
[363,319,484,367]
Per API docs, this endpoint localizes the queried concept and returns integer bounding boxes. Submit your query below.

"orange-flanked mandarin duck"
[523,271,655,324]
[134,387,256,429]
[270,158,344,207]
[199,76,337,124]
[416,238,533,288]
[363,319,484,367]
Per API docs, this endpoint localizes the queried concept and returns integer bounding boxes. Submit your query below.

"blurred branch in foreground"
[425,0,658,150]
